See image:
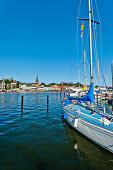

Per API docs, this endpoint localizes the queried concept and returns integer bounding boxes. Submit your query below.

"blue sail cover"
[95,89,100,93]
[68,83,94,103]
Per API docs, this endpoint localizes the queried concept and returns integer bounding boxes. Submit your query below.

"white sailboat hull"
[64,110,113,153]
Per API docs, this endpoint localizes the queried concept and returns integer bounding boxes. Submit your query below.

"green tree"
[40,82,45,86]
[16,81,20,88]
[4,80,11,84]
[4,80,11,89]
[45,82,56,87]
[75,82,83,87]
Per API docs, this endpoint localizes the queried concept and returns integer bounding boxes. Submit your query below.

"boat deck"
[64,103,113,131]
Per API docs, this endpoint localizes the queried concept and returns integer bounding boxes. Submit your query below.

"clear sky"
[0,0,112,85]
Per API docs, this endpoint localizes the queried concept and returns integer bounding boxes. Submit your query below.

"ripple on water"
[0,92,113,170]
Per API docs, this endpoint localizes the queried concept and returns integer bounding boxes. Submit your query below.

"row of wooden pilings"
[20,91,67,113]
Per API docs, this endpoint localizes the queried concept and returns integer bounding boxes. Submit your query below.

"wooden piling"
[21,95,23,112]
[47,95,49,112]
[97,93,98,104]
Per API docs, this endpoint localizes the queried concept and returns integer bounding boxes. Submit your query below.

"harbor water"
[0,92,113,170]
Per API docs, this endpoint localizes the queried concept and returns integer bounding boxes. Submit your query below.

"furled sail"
[68,83,94,103]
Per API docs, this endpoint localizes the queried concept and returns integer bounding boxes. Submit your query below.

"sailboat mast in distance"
[88,0,93,84]
[84,50,87,85]
[111,63,113,109]
[111,63,113,90]
[98,60,100,89]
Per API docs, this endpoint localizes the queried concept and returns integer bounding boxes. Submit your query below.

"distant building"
[2,78,18,90]
[68,82,74,85]
[61,82,66,85]
[35,75,39,84]
[2,78,12,81]
[43,87,52,91]
[0,80,5,90]
[51,85,67,91]
[51,85,60,90]
[20,83,39,91]
[11,82,17,90]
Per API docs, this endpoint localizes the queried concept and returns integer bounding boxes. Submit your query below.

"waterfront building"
[43,87,52,91]
[51,85,67,91]
[51,85,61,91]
[2,78,12,81]
[11,82,17,90]
[0,80,5,90]
[20,83,39,91]
[61,82,66,85]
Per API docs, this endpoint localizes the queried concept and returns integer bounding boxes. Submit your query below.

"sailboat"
[62,0,113,153]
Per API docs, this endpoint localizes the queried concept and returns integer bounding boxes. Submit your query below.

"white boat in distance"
[62,0,113,153]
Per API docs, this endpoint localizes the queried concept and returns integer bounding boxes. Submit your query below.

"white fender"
[74,117,78,128]
[100,116,110,125]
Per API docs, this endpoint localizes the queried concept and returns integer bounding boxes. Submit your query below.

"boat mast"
[98,60,100,89]
[88,0,93,84]
[79,69,80,87]
[112,63,113,108]
[111,64,113,93]
[84,50,87,85]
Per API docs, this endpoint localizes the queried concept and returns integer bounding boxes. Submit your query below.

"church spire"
[35,75,39,84]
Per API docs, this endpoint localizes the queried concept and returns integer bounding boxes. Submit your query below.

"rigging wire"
[69,22,78,82]
[94,0,105,87]
[77,0,82,82]
[0,73,11,77]
[69,0,82,82]
[91,0,99,85]
[91,0,107,87]
[100,64,108,88]
[77,0,82,19]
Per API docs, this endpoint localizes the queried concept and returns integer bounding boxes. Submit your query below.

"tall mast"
[111,64,113,91]
[79,69,80,87]
[98,60,100,89]
[84,50,87,85]
[88,0,93,84]
[112,63,113,109]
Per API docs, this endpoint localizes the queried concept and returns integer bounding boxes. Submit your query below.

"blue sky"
[0,0,112,85]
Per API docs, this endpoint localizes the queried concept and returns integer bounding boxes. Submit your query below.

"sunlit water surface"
[0,92,113,170]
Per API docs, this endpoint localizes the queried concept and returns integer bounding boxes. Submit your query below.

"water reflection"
[63,122,113,170]
[21,110,23,118]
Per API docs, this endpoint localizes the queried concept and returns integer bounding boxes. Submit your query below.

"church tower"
[35,75,39,84]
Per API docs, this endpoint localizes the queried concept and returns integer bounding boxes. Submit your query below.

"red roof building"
[51,85,67,90]
[2,78,12,81]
